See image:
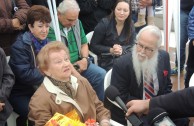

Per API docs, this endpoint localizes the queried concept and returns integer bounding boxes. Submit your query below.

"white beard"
[132,46,158,85]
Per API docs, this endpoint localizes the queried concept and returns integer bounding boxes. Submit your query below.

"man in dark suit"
[107,25,187,125]
[126,87,194,118]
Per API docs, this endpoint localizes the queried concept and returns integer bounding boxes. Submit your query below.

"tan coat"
[28,76,110,126]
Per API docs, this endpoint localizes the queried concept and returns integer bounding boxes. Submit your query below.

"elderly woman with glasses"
[28,42,111,126]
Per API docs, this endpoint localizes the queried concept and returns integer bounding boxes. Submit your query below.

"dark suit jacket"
[150,87,194,118]
[108,50,172,124]
[0,48,14,122]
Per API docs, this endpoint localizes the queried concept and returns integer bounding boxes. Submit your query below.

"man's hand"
[70,63,81,77]
[126,99,150,117]
[75,58,88,73]
[0,102,5,112]
[12,18,24,30]
[139,0,153,8]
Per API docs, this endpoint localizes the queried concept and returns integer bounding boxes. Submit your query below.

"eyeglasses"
[135,43,154,53]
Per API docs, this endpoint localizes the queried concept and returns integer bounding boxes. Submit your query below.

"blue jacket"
[188,6,194,41]
[9,32,44,96]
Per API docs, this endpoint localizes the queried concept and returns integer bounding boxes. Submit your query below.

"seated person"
[90,0,136,71]
[47,0,106,101]
[8,5,51,125]
[28,42,111,126]
[90,0,135,71]
[186,6,194,88]
[0,48,15,125]
[106,25,188,125]
[0,0,29,55]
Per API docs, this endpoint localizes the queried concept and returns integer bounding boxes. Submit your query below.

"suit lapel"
[157,51,164,95]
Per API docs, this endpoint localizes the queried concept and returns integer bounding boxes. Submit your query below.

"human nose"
[120,10,124,14]
[42,26,48,33]
[140,46,146,53]
[63,60,70,66]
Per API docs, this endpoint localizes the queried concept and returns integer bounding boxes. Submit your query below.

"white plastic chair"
[104,69,132,126]
[6,56,10,63]
[189,73,194,87]
[104,69,122,109]
[6,56,19,126]
[7,112,19,126]
[104,69,112,90]
[86,31,98,65]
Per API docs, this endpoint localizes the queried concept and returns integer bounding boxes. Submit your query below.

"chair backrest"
[104,69,112,90]
[104,69,131,126]
[86,31,94,44]
[6,56,10,63]
[189,73,194,87]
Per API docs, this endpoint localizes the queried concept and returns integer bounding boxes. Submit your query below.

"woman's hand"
[110,44,122,56]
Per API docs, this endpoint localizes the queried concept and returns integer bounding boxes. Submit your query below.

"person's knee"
[97,68,106,79]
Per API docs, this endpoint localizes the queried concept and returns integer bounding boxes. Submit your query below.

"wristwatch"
[82,57,90,68]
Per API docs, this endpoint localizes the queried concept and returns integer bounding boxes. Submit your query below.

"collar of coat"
[43,76,84,117]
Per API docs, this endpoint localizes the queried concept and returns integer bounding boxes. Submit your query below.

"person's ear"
[28,24,33,33]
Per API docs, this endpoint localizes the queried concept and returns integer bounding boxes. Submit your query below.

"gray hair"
[57,0,80,14]
[136,25,162,48]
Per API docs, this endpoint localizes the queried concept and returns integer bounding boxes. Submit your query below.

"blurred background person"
[0,48,15,126]
[186,4,194,88]
[77,0,116,34]
[0,0,29,56]
[171,0,193,75]
[134,5,155,27]
[25,0,63,8]
[90,0,135,71]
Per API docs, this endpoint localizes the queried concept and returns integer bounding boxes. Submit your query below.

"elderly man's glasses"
[135,43,154,53]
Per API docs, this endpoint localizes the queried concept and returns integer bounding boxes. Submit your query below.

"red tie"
[144,72,155,99]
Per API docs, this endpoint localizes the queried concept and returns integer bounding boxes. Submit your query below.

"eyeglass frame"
[135,42,155,53]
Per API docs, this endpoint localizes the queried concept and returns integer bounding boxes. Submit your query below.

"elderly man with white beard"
[106,25,189,126]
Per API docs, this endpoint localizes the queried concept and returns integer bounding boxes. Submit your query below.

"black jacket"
[0,48,14,122]
[108,50,172,124]
[90,17,135,71]
[150,87,194,118]
[180,0,193,11]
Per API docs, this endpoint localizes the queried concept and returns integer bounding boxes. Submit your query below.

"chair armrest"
[89,51,98,65]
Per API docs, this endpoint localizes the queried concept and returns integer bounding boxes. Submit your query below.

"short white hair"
[136,25,162,48]
[57,0,80,14]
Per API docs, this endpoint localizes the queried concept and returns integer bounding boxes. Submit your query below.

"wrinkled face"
[115,1,130,22]
[44,50,71,82]
[58,10,79,28]
[28,21,50,40]
[136,31,158,62]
